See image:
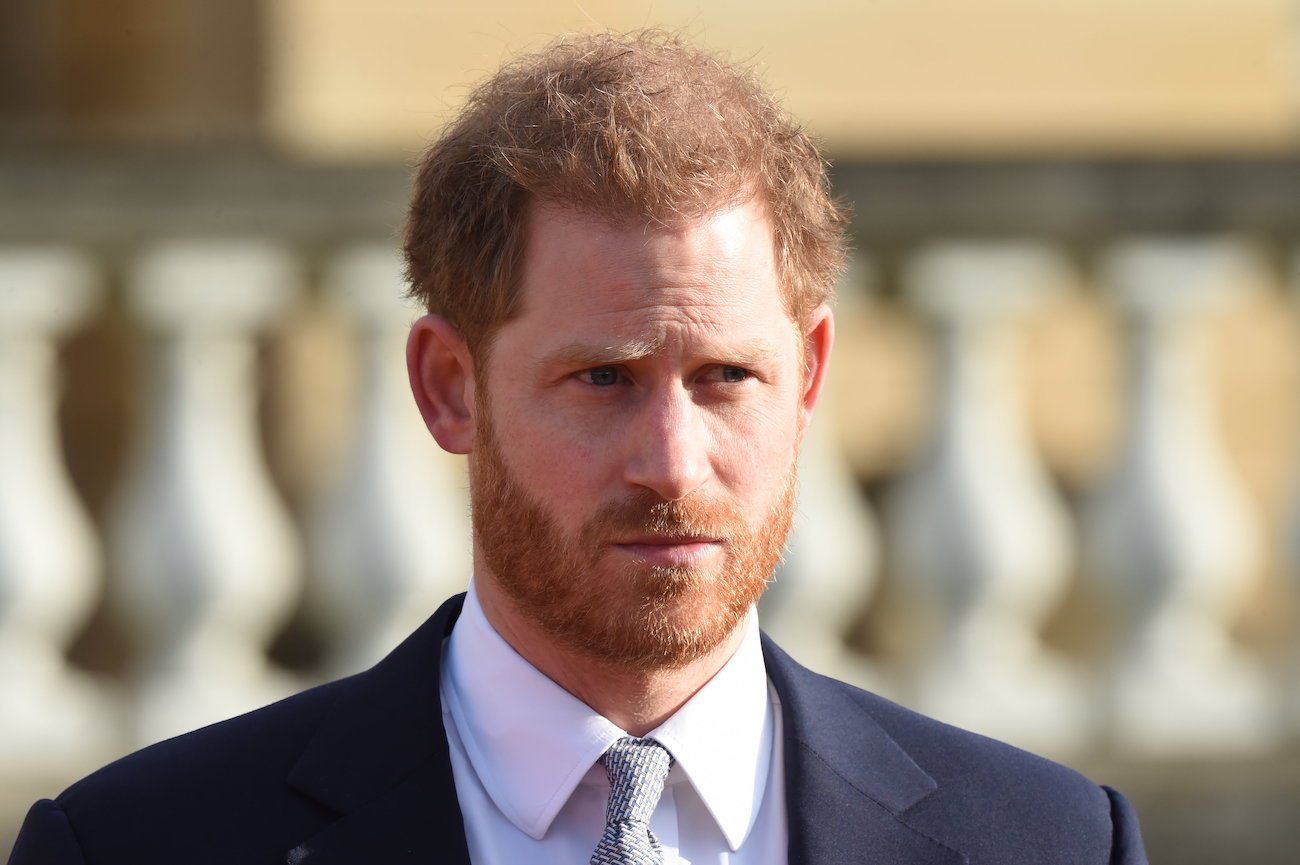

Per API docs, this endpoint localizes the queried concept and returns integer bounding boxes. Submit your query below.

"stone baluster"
[305,245,471,676]
[1087,239,1279,756]
[1289,253,1300,733]
[109,240,304,747]
[761,254,881,690]
[0,247,120,772]
[888,242,1088,755]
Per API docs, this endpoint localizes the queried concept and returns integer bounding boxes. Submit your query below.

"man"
[9,30,1147,865]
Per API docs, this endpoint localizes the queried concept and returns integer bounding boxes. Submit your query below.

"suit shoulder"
[24,598,464,865]
[49,675,357,864]
[758,642,1132,864]
[768,646,1107,806]
[835,679,1121,859]
[62,675,347,804]
[844,681,1097,791]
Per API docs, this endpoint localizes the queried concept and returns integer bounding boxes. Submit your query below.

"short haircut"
[403,30,847,359]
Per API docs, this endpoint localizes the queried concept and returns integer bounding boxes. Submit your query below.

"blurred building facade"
[4,2,1300,862]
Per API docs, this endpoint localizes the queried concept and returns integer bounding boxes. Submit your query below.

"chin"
[543,561,764,671]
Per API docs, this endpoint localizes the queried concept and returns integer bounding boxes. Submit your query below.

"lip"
[611,537,721,567]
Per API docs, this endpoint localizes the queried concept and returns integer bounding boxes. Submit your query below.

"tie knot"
[599,737,673,825]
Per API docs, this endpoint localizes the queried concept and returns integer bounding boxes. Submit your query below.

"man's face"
[468,198,830,671]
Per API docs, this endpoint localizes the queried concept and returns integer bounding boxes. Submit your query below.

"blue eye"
[720,366,749,383]
[584,367,620,386]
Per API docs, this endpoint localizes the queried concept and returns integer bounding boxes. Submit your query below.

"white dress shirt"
[441,583,787,864]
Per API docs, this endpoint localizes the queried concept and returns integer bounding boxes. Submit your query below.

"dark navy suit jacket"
[9,593,1148,864]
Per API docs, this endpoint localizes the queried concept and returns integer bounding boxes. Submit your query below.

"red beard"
[469,402,796,672]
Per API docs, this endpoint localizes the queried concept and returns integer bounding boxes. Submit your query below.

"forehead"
[513,198,786,325]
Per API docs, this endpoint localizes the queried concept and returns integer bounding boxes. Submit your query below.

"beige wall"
[266,0,1300,159]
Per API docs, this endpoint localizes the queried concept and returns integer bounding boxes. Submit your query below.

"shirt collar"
[442,582,774,850]
[648,607,774,851]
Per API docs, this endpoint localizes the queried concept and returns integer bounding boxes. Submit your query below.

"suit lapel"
[275,595,965,865]
[762,636,968,865]
[285,594,471,865]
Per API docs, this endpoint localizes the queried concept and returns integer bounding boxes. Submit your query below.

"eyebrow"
[535,338,781,374]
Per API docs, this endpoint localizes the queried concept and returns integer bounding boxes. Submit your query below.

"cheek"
[706,404,801,498]
[496,404,618,509]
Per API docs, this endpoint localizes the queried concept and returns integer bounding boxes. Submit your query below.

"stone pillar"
[0,246,119,772]
[109,239,303,746]
[1087,239,1279,756]
[889,241,1088,755]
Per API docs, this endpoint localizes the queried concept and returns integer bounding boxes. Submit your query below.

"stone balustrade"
[4,212,1300,862]
[3,231,1294,756]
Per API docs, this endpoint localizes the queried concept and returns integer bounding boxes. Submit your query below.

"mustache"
[583,492,743,542]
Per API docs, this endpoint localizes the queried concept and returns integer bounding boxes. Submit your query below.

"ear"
[407,314,477,454]
[798,304,835,432]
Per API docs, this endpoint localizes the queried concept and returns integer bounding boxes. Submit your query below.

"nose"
[623,384,713,501]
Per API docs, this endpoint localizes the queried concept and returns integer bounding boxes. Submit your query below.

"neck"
[473,577,747,736]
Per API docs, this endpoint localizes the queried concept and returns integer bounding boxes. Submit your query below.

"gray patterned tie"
[590,737,674,865]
